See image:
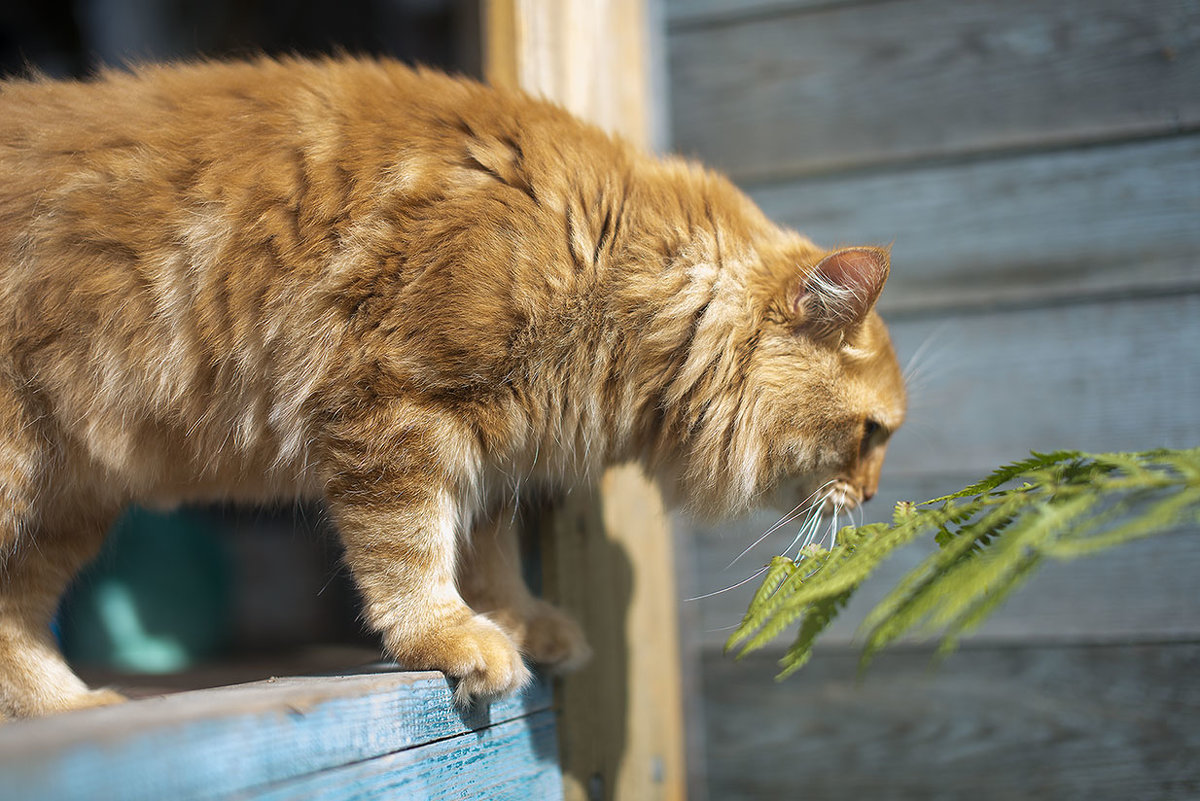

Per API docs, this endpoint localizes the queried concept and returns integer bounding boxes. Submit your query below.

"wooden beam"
[483,3,687,800]
[0,671,557,801]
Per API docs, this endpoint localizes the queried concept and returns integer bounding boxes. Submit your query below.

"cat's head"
[648,171,906,521]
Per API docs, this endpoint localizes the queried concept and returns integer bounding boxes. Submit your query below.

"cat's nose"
[861,486,875,502]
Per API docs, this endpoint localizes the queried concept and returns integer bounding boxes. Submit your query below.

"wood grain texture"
[882,293,1200,478]
[701,644,1200,800]
[539,467,689,801]
[750,134,1200,315]
[0,670,556,801]
[485,0,656,150]
[669,0,1200,180]
[686,475,1200,649]
[665,0,859,28]
[251,711,560,801]
[483,3,688,800]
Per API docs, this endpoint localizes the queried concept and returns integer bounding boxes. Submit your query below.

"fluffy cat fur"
[0,57,905,718]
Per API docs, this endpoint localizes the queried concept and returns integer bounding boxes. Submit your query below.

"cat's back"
[0,57,473,161]
[0,58,517,333]
[0,58,632,496]
[0,57,632,367]
[0,60,509,489]
[0,57,606,288]
[0,58,476,229]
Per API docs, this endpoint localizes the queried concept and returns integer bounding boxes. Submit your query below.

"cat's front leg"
[323,415,530,704]
[458,505,591,673]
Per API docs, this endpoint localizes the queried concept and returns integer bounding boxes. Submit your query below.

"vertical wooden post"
[482,3,687,800]
[483,0,657,150]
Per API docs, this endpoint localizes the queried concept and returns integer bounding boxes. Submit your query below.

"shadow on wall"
[533,490,635,801]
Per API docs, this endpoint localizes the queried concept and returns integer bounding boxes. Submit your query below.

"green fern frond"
[727,446,1200,679]
[857,494,1027,660]
[745,557,795,618]
[923,450,1081,504]
[732,547,840,654]
[933,551,1041,657]
[776,588,855,679]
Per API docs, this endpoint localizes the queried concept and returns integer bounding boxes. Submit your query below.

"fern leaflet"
[726,447,1200,679]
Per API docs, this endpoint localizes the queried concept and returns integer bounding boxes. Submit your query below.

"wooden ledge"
[0,668,560,801]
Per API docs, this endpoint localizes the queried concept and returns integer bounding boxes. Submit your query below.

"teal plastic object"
[58,507,233,673]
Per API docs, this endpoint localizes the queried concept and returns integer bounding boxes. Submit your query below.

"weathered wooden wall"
[665,0,1200,797]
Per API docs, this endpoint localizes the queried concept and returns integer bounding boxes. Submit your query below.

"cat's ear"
[792,247,890,340]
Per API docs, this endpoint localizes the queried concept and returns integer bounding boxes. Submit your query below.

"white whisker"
[725,480,836,569]
[778,493,830,559]
[785,490,836,558]
[684,563,770,602]
[827,507,842,548]
[703,622,743,633]
[759,480,837,539]
[801,501,830,551]
[902,321,950,384]
[813,510,834,555]
[727,500,809,567]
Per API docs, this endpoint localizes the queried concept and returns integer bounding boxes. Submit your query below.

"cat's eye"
[861,419,884,454]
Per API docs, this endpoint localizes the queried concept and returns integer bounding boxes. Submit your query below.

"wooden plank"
[251,712,561,801]
[701,643,1200,800]
[0,670,553,801]
[668,0,1200,180]
[749,135,1200,316]
[483,4,688,801]
[882,293,1200,478]
[665,0,859,29]
[686,475,1200,649]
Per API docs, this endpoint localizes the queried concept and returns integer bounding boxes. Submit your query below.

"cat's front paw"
[492,600,592,674]
[71,687,128,711]
[0,685,126,720]
[524,604,592,673]
[387,614,531,705]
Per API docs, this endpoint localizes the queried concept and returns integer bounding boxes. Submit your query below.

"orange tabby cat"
[0,57,904,718]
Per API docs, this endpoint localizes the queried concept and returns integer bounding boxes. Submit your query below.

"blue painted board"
[0,668,557,801]
[251,711,561,801]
